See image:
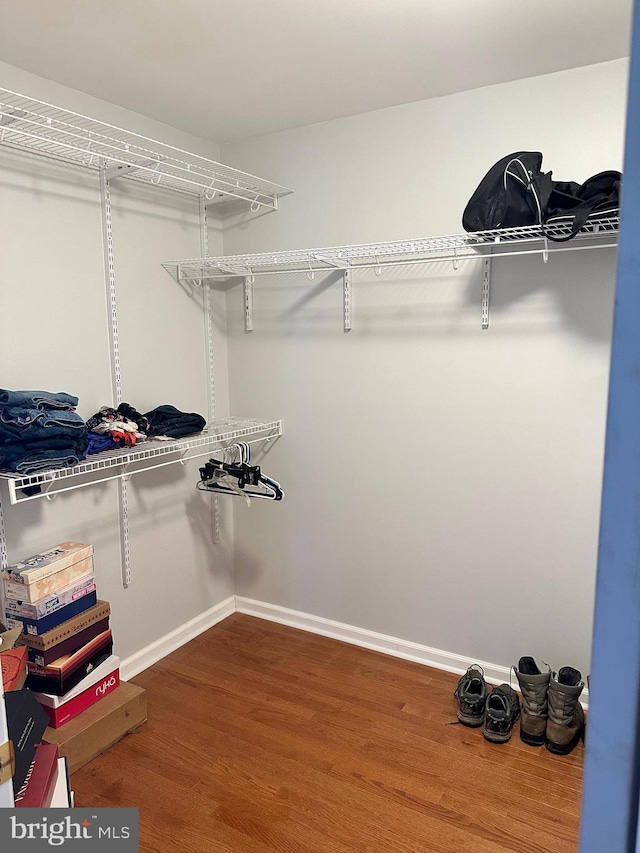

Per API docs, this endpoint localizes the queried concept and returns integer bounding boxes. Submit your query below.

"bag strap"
[542,192,612,242]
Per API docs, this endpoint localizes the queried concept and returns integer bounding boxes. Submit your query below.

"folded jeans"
[0,416,86,446]
[0,389,78,410]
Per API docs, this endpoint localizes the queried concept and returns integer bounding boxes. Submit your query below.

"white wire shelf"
[163,214,619,281]
[0,88,292,209]
[0,417,282,505]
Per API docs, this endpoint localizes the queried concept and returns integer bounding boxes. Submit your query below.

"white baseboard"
[121,593,589,707]
[235,595,513,685]
[120,595,235,681]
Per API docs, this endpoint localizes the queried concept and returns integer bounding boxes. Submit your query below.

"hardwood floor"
[72,614,583,852]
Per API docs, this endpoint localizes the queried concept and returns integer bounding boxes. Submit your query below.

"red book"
[14,743,59,808]
[43,666,120,728]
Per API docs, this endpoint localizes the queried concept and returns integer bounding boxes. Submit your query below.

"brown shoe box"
[43,681,147,774]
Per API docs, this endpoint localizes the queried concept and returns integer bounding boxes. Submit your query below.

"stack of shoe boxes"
[3,542,119,726]
[2,541,147,775]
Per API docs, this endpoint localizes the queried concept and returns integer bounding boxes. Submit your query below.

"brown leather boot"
[514,657,550,747]
[545,666,585,755]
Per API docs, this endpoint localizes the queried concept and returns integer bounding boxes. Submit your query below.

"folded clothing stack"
[144,404,206,439]
[85,402,150,454]
[0,389,87,474]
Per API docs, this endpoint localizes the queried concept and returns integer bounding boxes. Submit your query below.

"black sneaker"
[454,665,488,727]
[483,683,521,744]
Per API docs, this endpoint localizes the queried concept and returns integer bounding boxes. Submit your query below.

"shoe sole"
[483,729,513,744]
[545,729,583,755]
[520,730,545,747]
[457,713,484,728]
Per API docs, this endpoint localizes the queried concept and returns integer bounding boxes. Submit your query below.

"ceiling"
[0,0,632,144]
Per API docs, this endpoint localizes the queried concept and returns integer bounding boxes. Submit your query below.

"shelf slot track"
[482,257,492,330]
[244,278,254,332]
[344,269,352,332]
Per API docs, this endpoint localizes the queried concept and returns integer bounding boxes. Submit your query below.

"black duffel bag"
[544,171,621,241]
[462,152,621,242]
[462,152,553,233]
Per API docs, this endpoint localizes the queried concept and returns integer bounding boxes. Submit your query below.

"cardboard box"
[5,575,97,622]
[43,682,147,774]
[6,587,97,635]
[26,631,113,695]
[42,667,120,729]
[20,600,111,652]
[0,624,27,691]
[32,655,120,709]
[28,618,110,666]
[2,542,93,585]
[4,557,94,603]
[1,645,28,691]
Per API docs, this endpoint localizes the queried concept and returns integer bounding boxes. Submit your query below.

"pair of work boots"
[514,656,585,755]
[454,657,585,754]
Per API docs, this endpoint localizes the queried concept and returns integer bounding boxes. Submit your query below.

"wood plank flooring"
[72,614,583,852]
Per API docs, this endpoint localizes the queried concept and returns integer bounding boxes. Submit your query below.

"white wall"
[221,60,628,676]
[0,57,628,679]
[0,63,234,661]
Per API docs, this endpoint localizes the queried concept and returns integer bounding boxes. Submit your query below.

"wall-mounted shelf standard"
[0,88,292,209]
[163,215,619,331]
[0,417,282,505]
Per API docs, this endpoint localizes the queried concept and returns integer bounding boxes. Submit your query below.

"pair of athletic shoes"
[453,665,520,744]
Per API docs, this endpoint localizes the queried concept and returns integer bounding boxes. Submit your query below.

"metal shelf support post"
[0,495,7,574]
[199,197,220,544]
[343,269,352,332]
[99,165,131,589]
[482,257,492,330]
[244,278,254,332]
[0,493,8,622]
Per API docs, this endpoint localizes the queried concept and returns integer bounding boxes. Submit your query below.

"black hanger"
[198,457,284,501]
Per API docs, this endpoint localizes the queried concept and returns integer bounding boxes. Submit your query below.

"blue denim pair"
[0,438,87,473]
[0,407,85,434]
[11,449,85,474]
[0,389,79,410]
